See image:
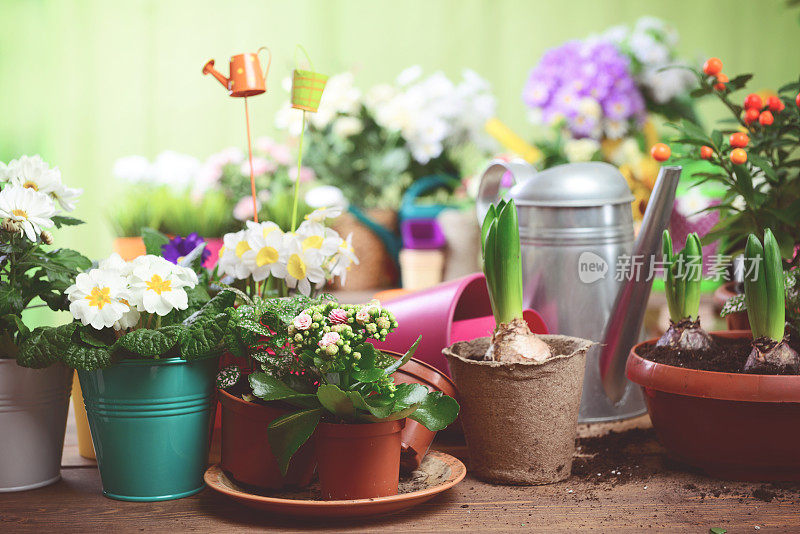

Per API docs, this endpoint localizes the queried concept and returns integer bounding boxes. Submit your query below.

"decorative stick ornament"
[289,45,328,231]
[203,47,272,223]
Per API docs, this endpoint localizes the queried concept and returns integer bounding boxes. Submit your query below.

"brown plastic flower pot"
[390,354,459,472]
[627,330,800,481]
[315,420,404,500]
[444,335,592,485]
[219,388,316,489]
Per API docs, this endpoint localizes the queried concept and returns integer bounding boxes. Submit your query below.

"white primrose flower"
[283,234,326,296]
[99,252,131,274]
[218,230,254,280]
[240,222,287,282]
[129,255,195,316]
[66,268,133,330]
[0,185,56,241]
[5,155,82,212]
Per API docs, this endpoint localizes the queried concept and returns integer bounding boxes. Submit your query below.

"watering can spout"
[202,59,229,90]
[599,165,682,403]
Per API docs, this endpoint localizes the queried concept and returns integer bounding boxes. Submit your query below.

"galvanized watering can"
[477,160,680,422]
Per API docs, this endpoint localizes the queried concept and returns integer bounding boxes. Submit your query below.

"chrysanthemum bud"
[39,230,54,245]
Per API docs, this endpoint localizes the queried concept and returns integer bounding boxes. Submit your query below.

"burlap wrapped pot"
[444,334,592,485]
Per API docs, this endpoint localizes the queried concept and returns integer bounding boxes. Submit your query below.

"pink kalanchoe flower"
[319,331,341,348]
[293,313,313,331]
[355,309,371,324]
[328,308,348,324]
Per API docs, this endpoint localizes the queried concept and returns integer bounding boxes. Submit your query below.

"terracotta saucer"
[204,450,466,518]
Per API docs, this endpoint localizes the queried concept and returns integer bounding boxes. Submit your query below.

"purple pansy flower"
[162,232,210,264]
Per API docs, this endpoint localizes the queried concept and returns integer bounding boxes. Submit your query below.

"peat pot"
[316,420,404,500]
[0,360,72,492]
[444,335,592,485]
[627,331,800,481]
[219,388,316,489]
[79,356,218,501]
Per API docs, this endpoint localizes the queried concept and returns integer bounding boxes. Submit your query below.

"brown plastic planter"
[391,354,459,472]
[713,281,750,331]
[315,420,404,500]
[627,330,800,481]
[444,335,592,485]
[219,389,316,489]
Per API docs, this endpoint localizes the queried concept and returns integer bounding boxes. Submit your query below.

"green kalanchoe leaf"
[267,408,322,475]
[383,336,421,376]
[316,384,356,418]
[408,391,460,432]
[249,372,320,408]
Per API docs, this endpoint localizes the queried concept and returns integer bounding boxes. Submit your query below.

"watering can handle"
[258,47,272,84]
[476,159,535,222]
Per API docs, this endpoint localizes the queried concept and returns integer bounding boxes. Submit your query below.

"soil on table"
[637,332,800,375]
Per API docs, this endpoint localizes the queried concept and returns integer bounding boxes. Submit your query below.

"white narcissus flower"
[129,255,194,316]
[5,155,82,212]
[218,230,254,280]
[0,185,56,241]
[296,219,343,258]
[66,268,132,330]
[241,222,287,282]
[283,234,326,296]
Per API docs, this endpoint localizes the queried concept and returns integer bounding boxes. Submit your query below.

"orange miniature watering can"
[202,47,271,97]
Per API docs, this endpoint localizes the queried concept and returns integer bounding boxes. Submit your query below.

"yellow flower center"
[263,226,276,237]
[235,241,251,257]
[218,246,225,257]
[11,209,28,219]
[256,246,279,267]
[302,235,323,251]
[22,181,38,191]
[86,287,112,309]
[146,274,172,295]
[287,253,307,280]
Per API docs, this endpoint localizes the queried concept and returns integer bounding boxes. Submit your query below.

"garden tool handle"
[475,159,535,222]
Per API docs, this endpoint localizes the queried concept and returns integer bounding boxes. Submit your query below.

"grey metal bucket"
[0,359,72,492]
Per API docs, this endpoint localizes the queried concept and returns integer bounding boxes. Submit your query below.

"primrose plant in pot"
[444,200,592,485]
[18,236,232,501]
[628,229,800,480]
[0,155,88,492]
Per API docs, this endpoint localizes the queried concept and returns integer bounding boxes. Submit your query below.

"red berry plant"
[659,58,800,266]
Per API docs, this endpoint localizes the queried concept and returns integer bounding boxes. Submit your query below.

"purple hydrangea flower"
[522,39,645,139]
[162,232,209,264]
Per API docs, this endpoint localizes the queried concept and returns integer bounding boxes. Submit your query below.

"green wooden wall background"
[1,0,798,259]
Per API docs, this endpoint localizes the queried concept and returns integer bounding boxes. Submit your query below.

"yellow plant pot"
[71,371,95,460]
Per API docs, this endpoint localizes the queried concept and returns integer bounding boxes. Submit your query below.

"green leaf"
[141,227,169,256]
[248,372,320,408]
[116,326,180,357]
[64,342,112,370]
[316,384,356,418]
[17,323,77,368]
[744,234,768,338]
[355,342,376,370]
[0,286,25,316]
[709,528,727,534]
[383,336,421,376]
[46,248,91,272]
[480,204,496,260]
[267,408,322,475]
[79,325,114,348]
[51,215,83,228]
[495,200,523,323]
[407,392,460,432]
[763,229,786,341]
[392,382,430,406]
[178,314,228,359]
[351,367,386,383]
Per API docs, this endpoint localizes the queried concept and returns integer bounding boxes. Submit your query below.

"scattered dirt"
[572,428,662,485]
[638,333,800,375]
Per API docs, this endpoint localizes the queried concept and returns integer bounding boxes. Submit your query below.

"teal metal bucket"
[78,356,218,501]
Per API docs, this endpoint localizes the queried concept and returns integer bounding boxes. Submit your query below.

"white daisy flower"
[283,234,326,296]
[5,155,82,212]
[329,232,359,285]
[0,185,56,241]
[217,230,253,280]
[129,255,192,316]
[241,222,287,282]
[296,219,342,258]
[66,268,132,330]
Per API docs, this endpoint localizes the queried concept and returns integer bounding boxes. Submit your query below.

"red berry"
[650,143,671,162]
[729,132,749,148]
[700,146,713,159]
[759,110,774,125]
[703,57,723,76]
[796,92,800,107]
[730,148,747,165]
[714,73,729,91]
[744,108,760,124]
[744,93,763,110]
[766,96,784,113]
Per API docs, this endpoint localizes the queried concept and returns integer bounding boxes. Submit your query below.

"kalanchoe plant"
[0,155,90,362]
[227,298,459,474]
[481,200,550,363]
[742,229,799,372]
[658,230,713,350]
[15,242,233,370]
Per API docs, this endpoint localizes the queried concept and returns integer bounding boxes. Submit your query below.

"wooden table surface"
[2,410,799,534]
